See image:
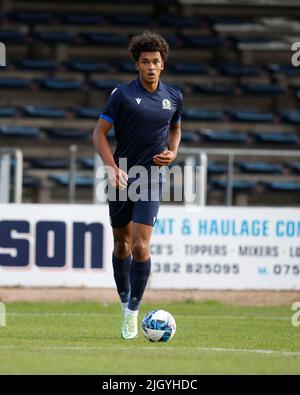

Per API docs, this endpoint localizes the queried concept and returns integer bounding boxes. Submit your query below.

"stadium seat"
[182,109,224,121]
[81,32,127,46]
[0,107,17,117]
[0,30,27,43]
[207,162,228,174]
[0,125,39,137]
[33,31,77,44]
[22,105,67,118]
[117,62,137,73]
[201,129,247,143]
[267,64,300,76]
[74,107,101,119]
[0,77,31,89]
[65,61,110,73]
[18,59,60,71]
[29,158,69,169]
[160,15,200,28]
[218,63,262,77]
[287,163,300,174]
[37,78,83,90]
[43,128,90,140]
[61,14,103,25]
[192,83,236,95]
[263,181,300,191]
[228,110,275,123]
[168,63,209,75]
[237,161,283,174]
[110,15,153,26]
[91,79,120,92]
[183,35,225,47]
[253,131,299,144]
[9,11,53,24]
[78,157,94,169]
[23,175,42,188]
[49,174,93,187]
[211,179,256,190]
[181,131,200,143]
[281,111,300,124]
[241,83,285,95]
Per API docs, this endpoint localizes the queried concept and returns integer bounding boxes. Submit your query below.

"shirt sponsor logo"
[135,98,142,105]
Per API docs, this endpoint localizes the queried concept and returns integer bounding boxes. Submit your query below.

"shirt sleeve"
[170,89,183,125]
[99,86,122,123]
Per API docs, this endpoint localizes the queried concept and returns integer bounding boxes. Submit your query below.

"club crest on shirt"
[162,98,171,110]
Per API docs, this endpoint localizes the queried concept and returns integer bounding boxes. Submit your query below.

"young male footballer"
[93,31,182,339]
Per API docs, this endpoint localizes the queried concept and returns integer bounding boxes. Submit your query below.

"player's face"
[136,51,164,84]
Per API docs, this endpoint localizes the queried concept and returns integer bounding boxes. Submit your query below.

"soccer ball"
[141,309,176,342]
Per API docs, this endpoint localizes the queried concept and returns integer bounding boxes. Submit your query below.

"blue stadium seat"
[18,59,60,71]
[37,78,83,90]
[0,77,31,89]
[82,32,127,45]
[91,79,120,91]
[162,34,177,46]
[61,14,103,25]
[288,162,300,174]
[288,163,300,174]
[182,109,224,121]
[30,158,69,169]
[253,131,298,144]
[0,107,17,117]
[110,15,153,26]
[43,128,89,140]
[201,129,247,143]
[228,110,275,123]
[74,107,101,119]
[33,31,77,43]
[237,162,283,174]
[192,83,236,95]
[169,63,209,75]
[160,15,200,28]
[218,63,261,77]
[268,64,300,76]
[49,174,93,187]
[117,62,136,73]
[263,181,300,192]
[211,179,255,190]
[207,162,228,174]
[181,131,200,143]
[65,61,110,73]
[0,125,39,137]
[183,35,225,47]
[232,36,272,46]
[23,176,42,188]
[0,30,27,43]
[78,157,95,169]
[22,105,67,118]
[281,111,300,124]
[10,12,52,24]
[242,83,285,95]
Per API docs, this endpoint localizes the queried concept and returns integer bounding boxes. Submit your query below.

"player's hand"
[107,166,128,189]
[153,150,176,166]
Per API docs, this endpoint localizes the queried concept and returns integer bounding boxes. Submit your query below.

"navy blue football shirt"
[100,77,183,175]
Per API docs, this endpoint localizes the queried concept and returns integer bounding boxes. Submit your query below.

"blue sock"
[112,253,131,303]
[128,258,151,311]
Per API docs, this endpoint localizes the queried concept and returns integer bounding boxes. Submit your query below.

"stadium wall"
[0,204,299,290]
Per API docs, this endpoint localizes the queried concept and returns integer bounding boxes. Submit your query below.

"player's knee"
[132,240,149,262]
[114,241,131,259]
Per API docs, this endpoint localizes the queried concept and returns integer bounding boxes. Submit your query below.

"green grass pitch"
[0,300,300,374]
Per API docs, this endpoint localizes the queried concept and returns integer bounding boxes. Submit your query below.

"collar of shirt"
[135,76,163,94]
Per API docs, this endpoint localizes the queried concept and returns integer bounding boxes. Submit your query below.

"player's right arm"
[92,118,128,189]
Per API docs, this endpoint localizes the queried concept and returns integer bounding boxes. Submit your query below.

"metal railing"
[68,145,300,206]
[0,148,23,203]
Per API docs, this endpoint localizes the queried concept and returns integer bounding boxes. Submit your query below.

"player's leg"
[112,221,132,314]
[122,222,153,339]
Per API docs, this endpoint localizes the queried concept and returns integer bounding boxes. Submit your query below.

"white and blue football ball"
[141,309,176,342]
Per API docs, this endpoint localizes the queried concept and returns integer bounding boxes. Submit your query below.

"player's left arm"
[153,122,181,166]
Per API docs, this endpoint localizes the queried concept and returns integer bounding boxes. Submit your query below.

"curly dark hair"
[128,31,169,63]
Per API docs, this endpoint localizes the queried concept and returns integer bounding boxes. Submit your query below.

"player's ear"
[135,61,139,71]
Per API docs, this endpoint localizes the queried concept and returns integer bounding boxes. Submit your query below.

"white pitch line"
[6,312,290,321]
[0,344,299,357]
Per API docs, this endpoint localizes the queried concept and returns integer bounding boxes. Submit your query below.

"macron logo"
[135,98,142,105]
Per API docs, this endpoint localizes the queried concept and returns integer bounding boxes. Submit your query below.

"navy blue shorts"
[108,180,165,228]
